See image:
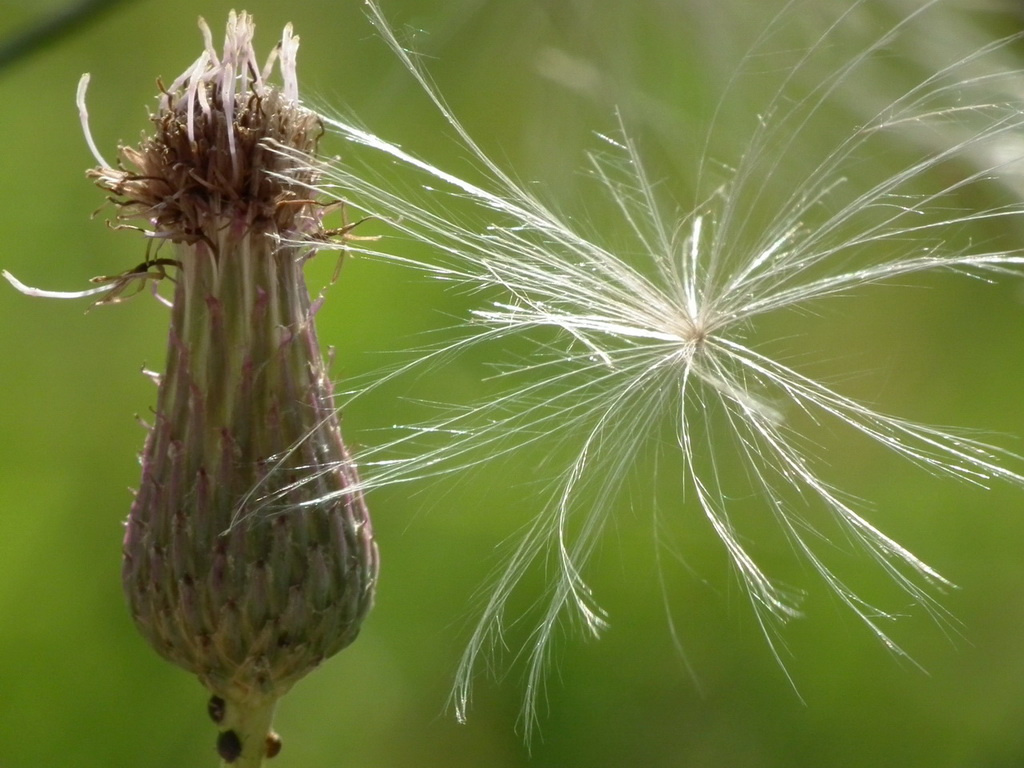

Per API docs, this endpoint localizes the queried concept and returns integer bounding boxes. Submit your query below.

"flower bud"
[88,12,378,762]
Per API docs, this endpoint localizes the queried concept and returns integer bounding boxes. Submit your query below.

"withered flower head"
[84,11,377,765]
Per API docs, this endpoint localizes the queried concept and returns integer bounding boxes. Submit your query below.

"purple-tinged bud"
[86,12,378,764]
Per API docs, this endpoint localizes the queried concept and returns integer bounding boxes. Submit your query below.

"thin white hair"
[265,0,1024,736]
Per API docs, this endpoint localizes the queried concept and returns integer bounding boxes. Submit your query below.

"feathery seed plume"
[275,0,1024,734]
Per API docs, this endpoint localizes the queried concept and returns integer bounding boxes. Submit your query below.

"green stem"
[219,696,278,768]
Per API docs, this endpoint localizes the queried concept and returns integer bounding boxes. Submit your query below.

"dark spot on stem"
[217,730,242,762]
[266,731,282,758]
[207,695,226,723]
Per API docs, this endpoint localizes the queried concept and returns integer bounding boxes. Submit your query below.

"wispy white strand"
[265,0,1024,734]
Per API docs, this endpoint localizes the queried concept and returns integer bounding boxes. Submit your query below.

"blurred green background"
[3,1,1024,766]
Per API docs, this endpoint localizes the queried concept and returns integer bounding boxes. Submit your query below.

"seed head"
[80,12,378,763]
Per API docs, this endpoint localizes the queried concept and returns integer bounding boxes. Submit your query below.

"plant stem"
[219,696,278,768]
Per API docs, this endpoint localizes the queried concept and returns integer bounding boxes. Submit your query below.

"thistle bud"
[87,12,377,763]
